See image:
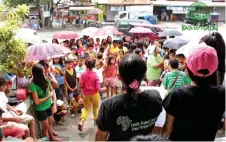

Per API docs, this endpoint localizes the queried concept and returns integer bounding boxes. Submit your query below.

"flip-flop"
[78,123,84,132]
[53,130,59,136]
[57,122,65,125]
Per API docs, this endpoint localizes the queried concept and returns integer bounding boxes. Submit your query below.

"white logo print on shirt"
[116,116,158,132]
[116,116,132,131]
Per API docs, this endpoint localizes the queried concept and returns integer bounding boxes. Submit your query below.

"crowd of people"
[0,31,225,141]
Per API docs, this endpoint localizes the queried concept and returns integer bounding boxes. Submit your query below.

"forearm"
[2,117,17,122]
[95,134,107,141]
[36,96,51,105]
[161,124,171,137]
[7,104,17,113]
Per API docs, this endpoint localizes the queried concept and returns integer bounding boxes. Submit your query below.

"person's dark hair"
[85,57,96,70]
[129,43,137,53]
[134,48,142,56]
[164,53,170,60]
[87,42,93,48]
[101,39,107,45]
[52,39,59,44]
[76,39,84,47]
[176,54,185,59]
[201,32,225,84]
[124,42,130,49]
[97,52,103,59]
[96,38,100,41]
[65,58,73,64]
[39,60,49,68]
[169,59,179,69]
[0,77,6,87]
[186,65,219,87]
[99,47,105,53]
[107,55,116,66]
[122,36,126,42]
[137,40,145,53]
[119,50,125,55]
[53,58,63,65]
[130,134,169,141]
[32,64,49,96]
[77,55,84,60]
[133,36,138,41]
[118,40,123,49]
[119,54,147,106]
[107,36,112,44]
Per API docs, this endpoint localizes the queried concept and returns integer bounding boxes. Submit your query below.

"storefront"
[97,0,150,22]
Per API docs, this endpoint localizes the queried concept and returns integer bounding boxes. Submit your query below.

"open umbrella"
[27,43,71,60]
[53,31,79,39]
[94,26,121,37]
[87,8,103,14]
[16,28,41,44]
[163,37,190,50]
[159,29,182,37]
[129,27,153,34]
[82,27,99,37]
[176,39,200,56]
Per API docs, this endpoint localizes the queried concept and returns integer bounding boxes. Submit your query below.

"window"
[119,13,127,19]
[117,21,129,28]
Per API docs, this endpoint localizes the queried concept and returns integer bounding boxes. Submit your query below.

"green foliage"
[5,0,33,7]
[0,5,29,73]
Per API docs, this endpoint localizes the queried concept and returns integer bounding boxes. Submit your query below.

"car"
[116,19,150,35]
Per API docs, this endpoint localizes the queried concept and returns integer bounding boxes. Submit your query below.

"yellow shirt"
[109,45,120,55]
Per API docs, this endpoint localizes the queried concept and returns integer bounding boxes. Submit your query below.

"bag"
[169,71,180,90]
[15,89,27,101]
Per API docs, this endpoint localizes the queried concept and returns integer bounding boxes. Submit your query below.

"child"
[52,57,65,100]
[103,55,117,97]
[134,48,143,58]
[176,54,186,71]
[69,92,83,115]
[75,56,86,92]
[78,57,101,132]
[64,58,78,108]
[53,100,68,124]
[116,50,124,94]
[95,53,104,70]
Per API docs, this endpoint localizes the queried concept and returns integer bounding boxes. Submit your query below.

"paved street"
[39,22,226,141]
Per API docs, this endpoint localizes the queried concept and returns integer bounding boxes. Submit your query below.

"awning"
[152,1,226,7]
[69,6,95,11]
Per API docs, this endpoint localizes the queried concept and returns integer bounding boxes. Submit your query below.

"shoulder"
[101,95,125,109]
[140,90,162,102]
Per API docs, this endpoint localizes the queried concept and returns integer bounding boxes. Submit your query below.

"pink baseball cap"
[186,43,218,77]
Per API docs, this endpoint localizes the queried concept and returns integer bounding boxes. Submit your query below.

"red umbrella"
[129,27,153,34]
[27,43,71,61]
[94,26,121,36]
[53,31,79,39]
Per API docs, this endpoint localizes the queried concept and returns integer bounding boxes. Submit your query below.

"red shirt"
[103,65,117,78]
[80,69,100,95]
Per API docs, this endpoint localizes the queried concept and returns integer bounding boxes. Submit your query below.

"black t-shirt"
[162,85,225,141]
[96,90,162,141]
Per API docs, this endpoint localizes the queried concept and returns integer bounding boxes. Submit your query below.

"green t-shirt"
[29,81,51,111]
[163,70,189,90]
[147,54,163,80]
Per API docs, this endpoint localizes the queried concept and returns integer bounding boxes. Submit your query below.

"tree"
[0,4,29,73]
[5,0,34,7]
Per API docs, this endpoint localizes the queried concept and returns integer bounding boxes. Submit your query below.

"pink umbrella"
[94,26,121,36]
[82,27,99,36]
[129,27,153,34]
[53,31,79,39]
[27,43,71,60]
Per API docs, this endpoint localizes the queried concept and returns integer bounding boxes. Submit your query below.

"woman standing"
[95,54,162,141]
[161,45,225,141]
[30,64,60,141]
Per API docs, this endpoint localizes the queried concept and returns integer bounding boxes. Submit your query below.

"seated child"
[67,92,83,117]
[53,100,68,125]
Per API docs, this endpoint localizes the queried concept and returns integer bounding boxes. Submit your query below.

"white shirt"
[93,68,103,83]
[0,92,8,112]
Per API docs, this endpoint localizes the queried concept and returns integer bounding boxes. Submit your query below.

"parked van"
[116,19,150,35]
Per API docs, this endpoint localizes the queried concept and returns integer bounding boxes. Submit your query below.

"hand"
[49,91,54,98]
[14,117,23,123]
[52,104,57,114]
[100,87,107,93]
[16,110,23,115]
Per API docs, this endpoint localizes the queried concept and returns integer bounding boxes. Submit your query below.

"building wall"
[214,7,225,22]
[106,4,118,21]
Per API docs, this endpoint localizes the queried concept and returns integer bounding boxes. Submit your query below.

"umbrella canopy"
[53,31,79,39]
[16,28,41,44]
[129,27,153,34]
[176,39,200,57]
[159,29,182,37]
[87,8,103,14]
[82,27,99,37]
[94,26,121,37]
[163,37,190,50]
[27,43,71,60]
